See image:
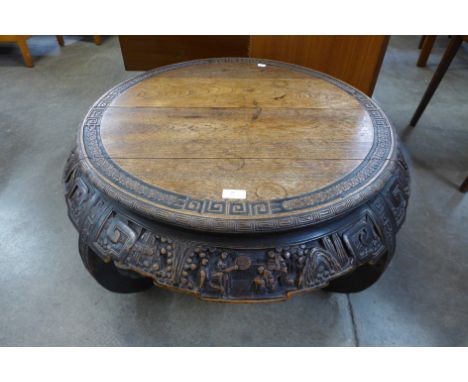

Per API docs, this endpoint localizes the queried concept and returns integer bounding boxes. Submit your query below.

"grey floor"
[0,36,467,346]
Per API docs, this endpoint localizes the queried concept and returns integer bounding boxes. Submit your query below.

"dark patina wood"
[64,58,409,302]
[410,36,464,127]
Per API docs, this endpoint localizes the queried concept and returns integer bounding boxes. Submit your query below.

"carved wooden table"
[64,58,409,302]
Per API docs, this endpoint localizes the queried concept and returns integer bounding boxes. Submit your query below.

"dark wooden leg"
[324,253,390,293]
[418,35,426,49]
[460,176,468,193]
[17,39,33,68]
[81,247,154,293]
[56,35,65,46]
[93,35,102,45]
[417,35,436,67]
[410,36,463,127]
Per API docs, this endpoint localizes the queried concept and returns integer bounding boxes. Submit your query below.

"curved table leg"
[81,246,154,293]
[323,253,390,293]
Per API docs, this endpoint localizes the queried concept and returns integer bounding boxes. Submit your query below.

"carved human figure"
[209,252,238,294]
[253,266,277,293]
[266,250,293,286]
[197,254,209,289]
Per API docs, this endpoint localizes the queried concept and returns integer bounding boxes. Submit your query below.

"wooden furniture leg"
[410,36,463,127]
[417,35,436,67]
[93,36,102,45]
[460,176,468,193]
[17,39,33,68]
[56,35,65,46]
[418,35,426,49]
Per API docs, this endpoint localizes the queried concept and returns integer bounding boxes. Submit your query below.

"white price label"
[222,189,247,199]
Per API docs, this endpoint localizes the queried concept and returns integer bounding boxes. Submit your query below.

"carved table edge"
[63,148,410,302]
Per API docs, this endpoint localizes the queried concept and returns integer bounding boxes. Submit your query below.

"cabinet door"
[250,36,389,96]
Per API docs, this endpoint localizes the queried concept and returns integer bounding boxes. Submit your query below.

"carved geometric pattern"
[95,213,138,260]
[342,211,386,264]
[204,200,226,214]
[184,198,204,213]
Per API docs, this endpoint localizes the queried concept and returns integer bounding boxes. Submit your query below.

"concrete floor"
[0,36,467,346]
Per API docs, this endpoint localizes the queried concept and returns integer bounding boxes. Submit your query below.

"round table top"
[78,58,397,233]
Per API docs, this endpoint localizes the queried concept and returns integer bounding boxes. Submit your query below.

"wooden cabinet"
[119,36,250,70]
[251,36,389,96]
[119,35,389,95]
